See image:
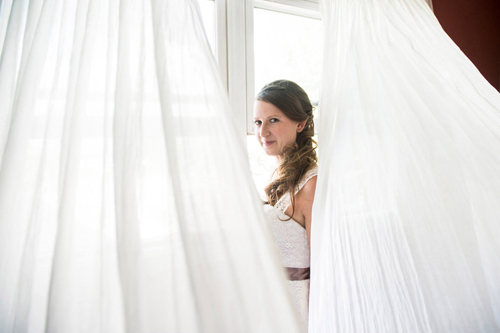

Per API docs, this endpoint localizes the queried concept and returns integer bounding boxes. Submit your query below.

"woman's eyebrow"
[253,114,282,121]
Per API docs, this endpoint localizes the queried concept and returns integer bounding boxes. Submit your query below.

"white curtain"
[0,0,302,332]
[311,0,500,332]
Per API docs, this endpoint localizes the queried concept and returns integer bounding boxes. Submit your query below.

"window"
[251,4,323,133]
[247,1,323,191]
[196,0,322,190]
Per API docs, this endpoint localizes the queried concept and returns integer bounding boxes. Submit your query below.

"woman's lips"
[263,141,275,147]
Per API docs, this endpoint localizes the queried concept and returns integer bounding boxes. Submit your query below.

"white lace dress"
[263,166,318,330]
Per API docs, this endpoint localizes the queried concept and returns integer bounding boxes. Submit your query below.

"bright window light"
[253,7,323,113]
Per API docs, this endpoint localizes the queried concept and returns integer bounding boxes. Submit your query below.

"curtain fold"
[311,0,500,332]
[0,0,302,332]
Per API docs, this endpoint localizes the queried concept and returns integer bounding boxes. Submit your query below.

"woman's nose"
[259,123,270,137]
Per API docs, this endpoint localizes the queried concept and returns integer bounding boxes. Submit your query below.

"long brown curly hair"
[257,80,317,218]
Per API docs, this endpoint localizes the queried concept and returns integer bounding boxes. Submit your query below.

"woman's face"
[253,100,305,159]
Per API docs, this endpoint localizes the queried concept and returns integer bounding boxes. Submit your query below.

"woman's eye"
[270,118,279,123]
[254,120,262,125]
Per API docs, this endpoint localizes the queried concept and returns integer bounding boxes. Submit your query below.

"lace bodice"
[262,165,318,331]
[264,165,318,268]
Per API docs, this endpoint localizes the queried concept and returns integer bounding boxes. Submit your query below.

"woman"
[253,80,318,328]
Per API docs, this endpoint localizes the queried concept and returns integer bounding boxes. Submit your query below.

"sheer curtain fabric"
[0,0,302,332]
[310,0,500,332]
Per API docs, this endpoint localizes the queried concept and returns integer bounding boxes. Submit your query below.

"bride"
[253,79,318,329]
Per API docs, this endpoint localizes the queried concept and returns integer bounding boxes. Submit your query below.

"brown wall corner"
[433,0,500,91]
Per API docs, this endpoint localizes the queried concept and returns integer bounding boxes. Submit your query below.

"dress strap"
[294,165,318,196]
[275,165,318,214]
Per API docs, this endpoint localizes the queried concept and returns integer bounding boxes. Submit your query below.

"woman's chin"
[263,149,279,157]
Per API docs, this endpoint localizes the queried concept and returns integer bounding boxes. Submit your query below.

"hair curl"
[257,80,318,219]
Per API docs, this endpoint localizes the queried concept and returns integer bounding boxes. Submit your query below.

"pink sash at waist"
[286,267,310,281]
